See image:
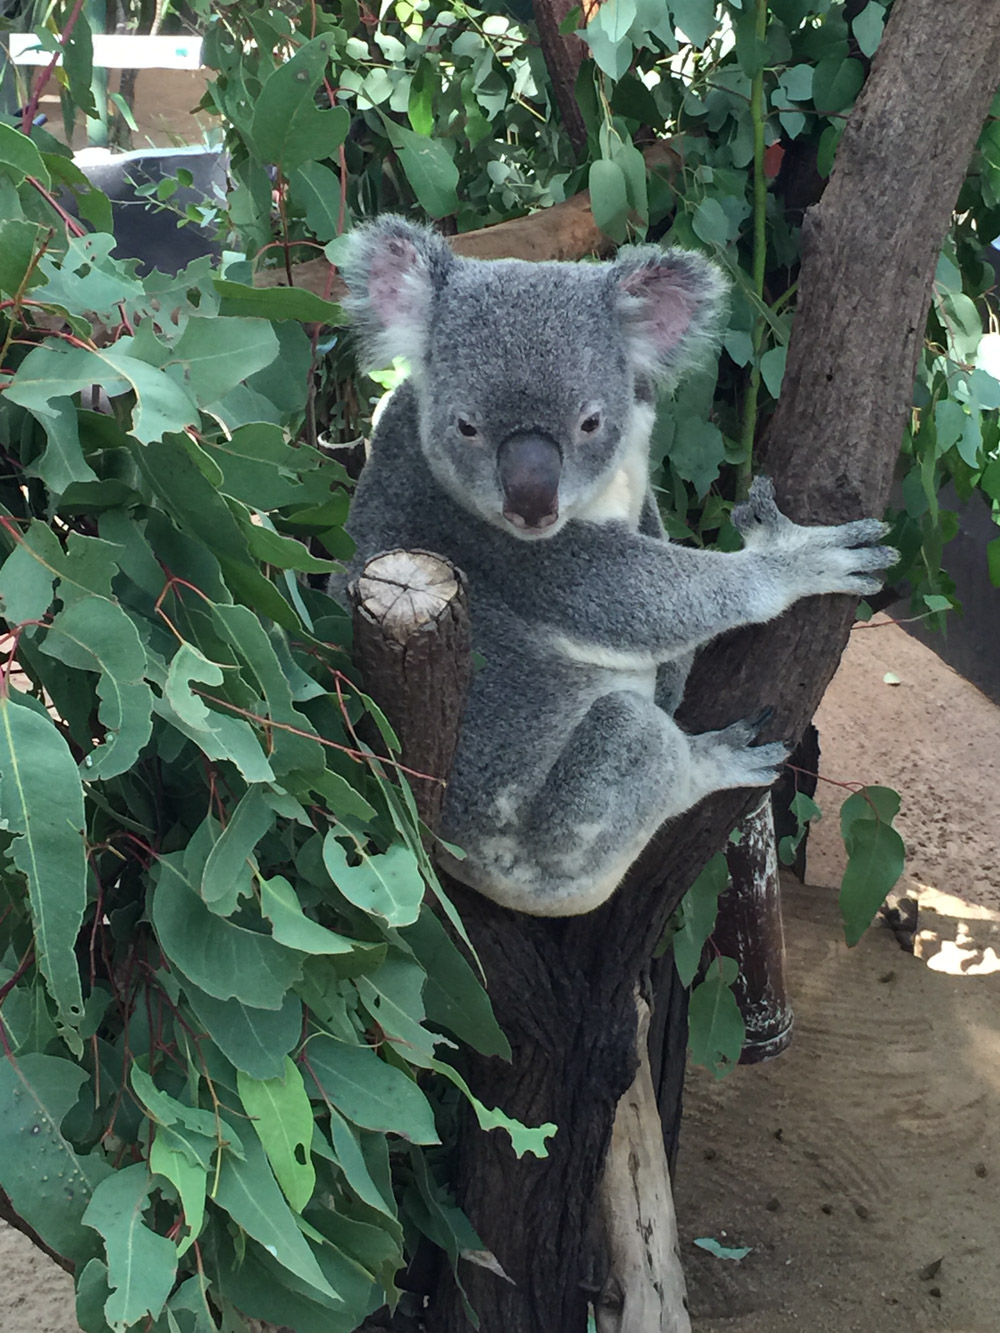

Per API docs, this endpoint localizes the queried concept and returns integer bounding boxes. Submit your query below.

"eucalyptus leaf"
[589,158,630,241]
[200,786,275,910]
[304,1035,440,1143]
[251,37,351,173]
[0,1054,110,1267]
[387,124,460,219]
[0,121,50,186]
[812,55,865,113]
[852,1,885,58]
[839,787,905,946]
[152,852,302,1008]
[214,1129,338,1298]
[41,595,153,779]
[403,906,510,1059]
[671,852,730,987]
[323,833,425,926]
[0,694,86,1035]
[83,1163,178,1329]
[182,978,302,1080]
[688,956,745,1077]
[238,1057,316,1211]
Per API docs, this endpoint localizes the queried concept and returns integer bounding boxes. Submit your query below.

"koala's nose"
[497,431,561,532]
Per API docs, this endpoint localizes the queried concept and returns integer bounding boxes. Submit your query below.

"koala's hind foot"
[734,475,896,600]
[687,710,789,795]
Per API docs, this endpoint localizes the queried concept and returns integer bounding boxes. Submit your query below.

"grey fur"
[334,217,893,916]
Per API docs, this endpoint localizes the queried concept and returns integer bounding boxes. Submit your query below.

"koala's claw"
[748,704,775,732]
[732,475,782,537]
[834,517,893,549]
[845,572,889,597]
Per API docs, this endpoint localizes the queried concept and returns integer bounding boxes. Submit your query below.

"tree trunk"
[426,5,1000,1331]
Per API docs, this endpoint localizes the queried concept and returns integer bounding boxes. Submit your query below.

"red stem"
[20,0,90,134]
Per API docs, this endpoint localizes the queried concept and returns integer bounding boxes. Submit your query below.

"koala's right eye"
[457,417,479,440]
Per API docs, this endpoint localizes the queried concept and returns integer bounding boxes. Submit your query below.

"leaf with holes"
[41,595,153,780]
[323,834,425,927]
[251,37,350,174]
[238,1057,315,1212]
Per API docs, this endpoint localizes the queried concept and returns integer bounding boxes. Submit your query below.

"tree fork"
[426,4,1000,1330]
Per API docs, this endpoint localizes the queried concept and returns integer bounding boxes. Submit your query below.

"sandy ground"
[678,617,1000,1333]
[2,620,998,1331]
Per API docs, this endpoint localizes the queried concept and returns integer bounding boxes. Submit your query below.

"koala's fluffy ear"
[339,216,454,369]
[610,246,728,386]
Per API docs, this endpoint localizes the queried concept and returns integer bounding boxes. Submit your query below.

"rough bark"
[532,0,589,155]
[646,951,689,1177]
[426,5,1000,1331]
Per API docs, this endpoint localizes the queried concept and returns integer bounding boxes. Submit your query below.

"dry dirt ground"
[678,616,1000,1333]
[2,618,997,1332]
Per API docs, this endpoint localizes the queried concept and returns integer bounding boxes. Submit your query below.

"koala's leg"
[440,691,786,917]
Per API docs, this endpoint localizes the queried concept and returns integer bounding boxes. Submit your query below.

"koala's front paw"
[737,475,897,598]
[689,712,790,796]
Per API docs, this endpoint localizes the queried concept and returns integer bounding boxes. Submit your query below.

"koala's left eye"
[580,412,601,434]
[457,417,479,439]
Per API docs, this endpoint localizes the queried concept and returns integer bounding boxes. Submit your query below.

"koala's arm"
[521,478,893,664]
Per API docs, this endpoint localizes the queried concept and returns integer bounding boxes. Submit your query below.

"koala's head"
[341,215,726,539]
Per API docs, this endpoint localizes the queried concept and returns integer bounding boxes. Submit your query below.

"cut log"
[349,549,471,831]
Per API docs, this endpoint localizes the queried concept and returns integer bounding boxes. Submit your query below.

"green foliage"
[777,790,822,867]
[687,955,745,1078]
[839,786,905,946]
[664,852,747,1077]
[0,115,552,1331]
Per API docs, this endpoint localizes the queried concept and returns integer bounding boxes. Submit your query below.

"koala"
[333,216,892,917]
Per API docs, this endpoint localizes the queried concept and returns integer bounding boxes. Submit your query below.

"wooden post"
[716,796,794,1064]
